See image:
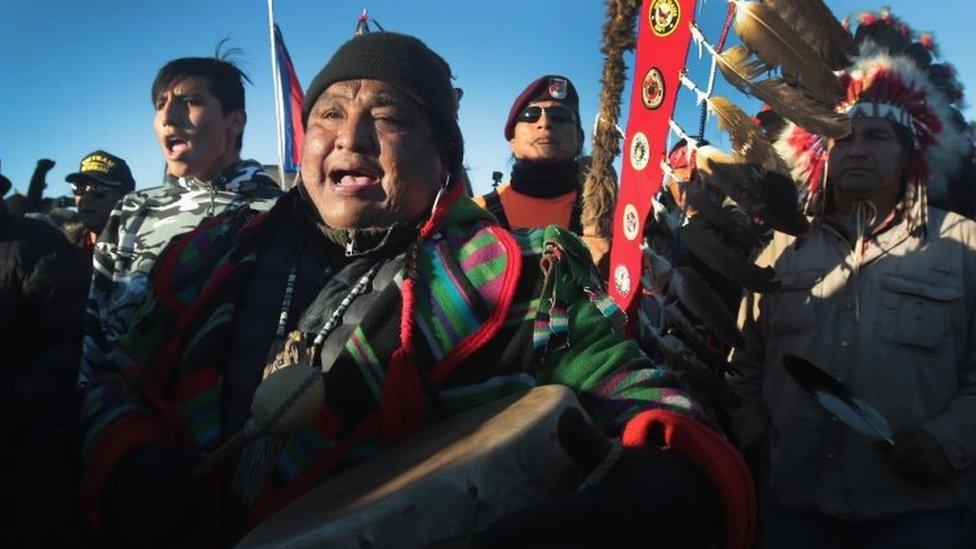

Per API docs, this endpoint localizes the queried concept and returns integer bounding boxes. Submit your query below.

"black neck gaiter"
[510,159,580,198]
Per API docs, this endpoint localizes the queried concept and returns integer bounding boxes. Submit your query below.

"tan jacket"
[730,206,976,519]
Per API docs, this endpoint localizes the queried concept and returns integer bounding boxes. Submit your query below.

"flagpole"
[267,0,287,187]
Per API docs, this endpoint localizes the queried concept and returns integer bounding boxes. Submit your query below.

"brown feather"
[683,176,764,250]
[678,216,780,293]
[692,200,765,251]
[733,1,843,104]
[653,332,738,406]
[642,246,673,293]
[670,266,745,348]
[696,146,809,235]
[759,172,811,236]
[705,97,786,173]
[662,303,726,367]
[763,0,854,70]
[717,46,851,138]
[695,145,765,212]
[655,333,718,379]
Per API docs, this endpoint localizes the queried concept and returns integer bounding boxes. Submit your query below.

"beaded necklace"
[271,259,382,372]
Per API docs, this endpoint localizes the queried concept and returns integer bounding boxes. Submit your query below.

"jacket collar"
[289,180,499,259]
[164,159,273,193]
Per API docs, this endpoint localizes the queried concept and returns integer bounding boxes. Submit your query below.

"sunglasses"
[516,105,577,125]
[71,183,113,199]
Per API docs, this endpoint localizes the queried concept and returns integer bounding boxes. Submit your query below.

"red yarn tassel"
[379,182,463,445]
[380,277,427,445]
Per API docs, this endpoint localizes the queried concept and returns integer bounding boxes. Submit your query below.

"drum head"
[240,385,584,548]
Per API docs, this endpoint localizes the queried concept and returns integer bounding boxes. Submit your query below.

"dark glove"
[479,408,721,548]
[105,444,208,546]
[889,428,952,484]
[36,158,55,172]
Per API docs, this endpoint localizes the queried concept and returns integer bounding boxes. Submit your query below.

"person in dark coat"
[0,192,90,545]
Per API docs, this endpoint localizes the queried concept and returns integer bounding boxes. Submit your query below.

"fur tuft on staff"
[582,0,642,240]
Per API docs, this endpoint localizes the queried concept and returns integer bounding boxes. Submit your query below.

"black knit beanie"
[302,32,463,173]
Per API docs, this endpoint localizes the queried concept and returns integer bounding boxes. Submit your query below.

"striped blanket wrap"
[80,192,754,544]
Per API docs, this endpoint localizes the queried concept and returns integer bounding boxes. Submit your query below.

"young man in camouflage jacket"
[80,56,283,385]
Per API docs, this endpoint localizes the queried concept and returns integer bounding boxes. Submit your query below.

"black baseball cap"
[66,150,135,191]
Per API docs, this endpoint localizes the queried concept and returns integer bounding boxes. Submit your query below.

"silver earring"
[430,172,452,214]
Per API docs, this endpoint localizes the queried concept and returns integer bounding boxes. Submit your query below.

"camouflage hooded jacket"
[79,160,283,385]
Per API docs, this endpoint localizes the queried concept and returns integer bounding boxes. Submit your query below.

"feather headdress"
[762,7,972,221]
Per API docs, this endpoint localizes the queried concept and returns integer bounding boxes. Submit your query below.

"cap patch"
[81,154,116,175]
[548,77,568,100]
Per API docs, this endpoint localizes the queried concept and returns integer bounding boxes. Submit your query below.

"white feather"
[816,391,894,445]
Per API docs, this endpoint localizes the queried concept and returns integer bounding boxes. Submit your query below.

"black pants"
[1,389,87,547]
[761,504,976,549]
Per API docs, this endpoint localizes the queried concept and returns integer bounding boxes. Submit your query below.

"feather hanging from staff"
[683,185,765,250]
[705,97,787,173]
[695,144,766,212]
[696,146,810,236]
[762,0,854,70]
[669,266,745,348]
[679,168,727,213]
[655,333,717,378]
[759,171,811,236]
[670,160,764,249]
[678,216,779,292]
[732,1,843,104]
[694,141,811,236]
[662,302,726,368]
[655,333,739,407]
[717,45,851,139]
[641,246,673,293]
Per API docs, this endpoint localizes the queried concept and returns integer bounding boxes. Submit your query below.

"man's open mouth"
[165,136,190,155]
[329,168,381,189]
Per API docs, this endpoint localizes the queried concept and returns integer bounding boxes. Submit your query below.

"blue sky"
[1,0,973,199]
